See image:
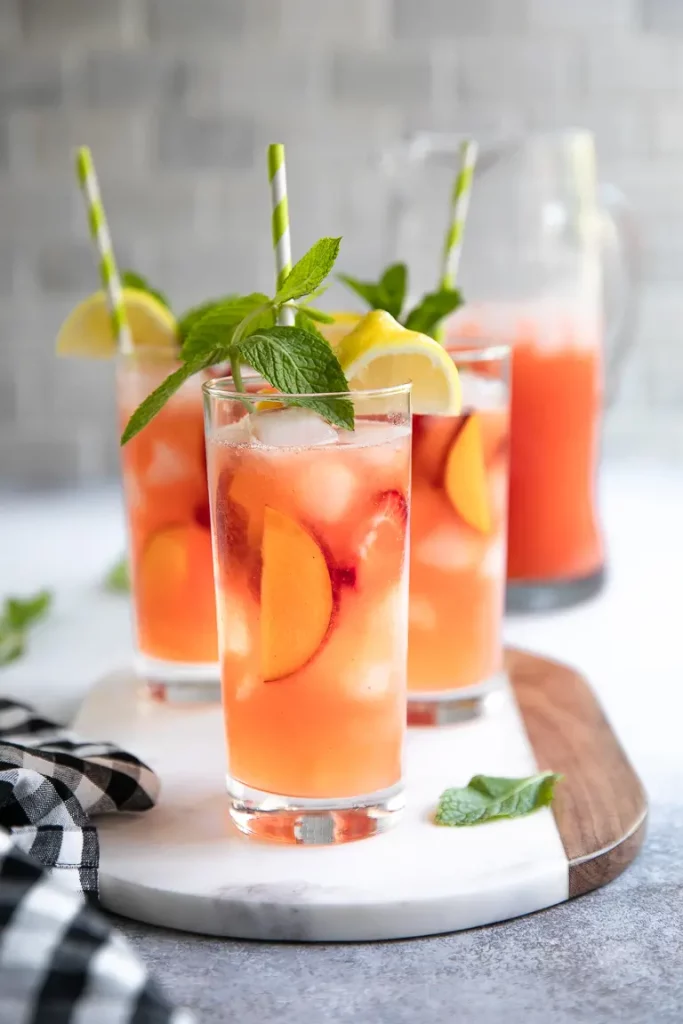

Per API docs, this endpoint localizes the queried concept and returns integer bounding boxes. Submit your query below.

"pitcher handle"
[598,182,642,408]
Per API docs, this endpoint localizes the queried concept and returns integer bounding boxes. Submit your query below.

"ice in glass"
[408,343,510,709]
[204,382,412,842]
[118,352,218,686]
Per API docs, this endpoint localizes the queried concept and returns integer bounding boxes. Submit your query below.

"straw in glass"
[267,143,295,327]
[75,145,133,355]
[439,138,479,291]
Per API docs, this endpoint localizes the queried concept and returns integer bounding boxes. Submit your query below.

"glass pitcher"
[381,130,641,612]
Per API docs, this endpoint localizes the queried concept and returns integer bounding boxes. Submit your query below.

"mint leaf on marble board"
[435,772,562,826]
[233,325,354,431]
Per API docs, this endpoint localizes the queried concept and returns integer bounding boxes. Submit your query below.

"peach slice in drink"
[443,413,492,534]
[261,507,334,681]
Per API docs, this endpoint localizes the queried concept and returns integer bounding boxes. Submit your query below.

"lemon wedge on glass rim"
[55,288,178,358]
[336,309,462,415]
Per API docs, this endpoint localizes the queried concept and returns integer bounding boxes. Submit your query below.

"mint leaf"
[379,262,407,319]
[297,306,335,325]
[121,269,171,312]
[435,772,562,827]
[0,590,52,667]
[295,308,328,342]
[233,326,354,431]
[404,288,463,337]
[181,294,273,362]
[274,237,342,305]
[105,556,130,593]
[178,299,229,342]
[337,272,383,310]
[5,591,52,631]
[121,354,214,445]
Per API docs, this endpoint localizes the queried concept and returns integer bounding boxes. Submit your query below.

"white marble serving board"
[74,671,569,941]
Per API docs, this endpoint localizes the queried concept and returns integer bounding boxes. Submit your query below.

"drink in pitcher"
[204,383,412,842]
[506,315,604,593]
[117,352,218,690]
[408,343,510,719]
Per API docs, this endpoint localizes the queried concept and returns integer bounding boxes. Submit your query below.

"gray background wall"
[1,0,682,489]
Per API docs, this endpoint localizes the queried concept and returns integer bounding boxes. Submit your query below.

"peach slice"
[443,413,492,534]
[138,523,218,661]
[261,507,334,681]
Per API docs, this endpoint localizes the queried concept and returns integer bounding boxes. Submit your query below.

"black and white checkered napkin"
[0,698,193,1024]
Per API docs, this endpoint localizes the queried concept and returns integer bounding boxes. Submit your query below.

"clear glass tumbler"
[117,350,219,700]
[203,378,412,844]
[408,342,511,725]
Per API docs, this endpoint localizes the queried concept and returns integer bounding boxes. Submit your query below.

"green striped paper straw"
[267,143,295,327]
[440,138,479,291]
[75,145,133,355]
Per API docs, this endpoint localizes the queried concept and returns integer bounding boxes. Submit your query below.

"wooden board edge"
[568,807,647,897]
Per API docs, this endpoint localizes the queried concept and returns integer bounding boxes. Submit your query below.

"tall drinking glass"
[408,342,510,724]
[117,351,218,698]
[204,379,412,844]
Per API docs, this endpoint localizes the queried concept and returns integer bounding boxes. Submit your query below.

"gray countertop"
[2,460,682,1022]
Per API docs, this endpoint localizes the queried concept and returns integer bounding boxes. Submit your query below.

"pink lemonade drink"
[117,352,218,689]
[408,345,510,714]
[204,381,412,843]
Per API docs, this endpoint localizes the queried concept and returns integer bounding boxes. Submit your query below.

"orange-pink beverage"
[117,353,218,675]
[408,346,510,696]
[205,391,411,809]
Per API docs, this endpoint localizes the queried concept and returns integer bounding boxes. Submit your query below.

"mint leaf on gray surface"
[0,590,53,667]
[234,326,354,431]
[121,353,215,445]
[105,557,130,593]
[274,237,342,305]
[121,269,171,312]
[378,262,407,320]
[180,294,273,362]
[435,772,562,826]
[404,288,463,337]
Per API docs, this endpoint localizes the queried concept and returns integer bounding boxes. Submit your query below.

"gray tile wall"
[1,0,681,488]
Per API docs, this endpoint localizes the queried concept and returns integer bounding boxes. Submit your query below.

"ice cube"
[414,524,478,571]
[480,537,506,579]
[210,419,251,447]
[409,595,437,631]
[458,371,507,411]
[249,408,338,448]
[291,460,358,524]
[145,442,195,485]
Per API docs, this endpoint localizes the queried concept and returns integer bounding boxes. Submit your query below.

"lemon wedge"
[318,311,362,349]
[337,310,462,415]
[55,288,178,358]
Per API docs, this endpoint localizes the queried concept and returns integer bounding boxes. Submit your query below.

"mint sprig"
[0,590,52,667]
[435,772,562,827]
[339,262,462,340]
[121,269,171,312]
[121,236,352,443]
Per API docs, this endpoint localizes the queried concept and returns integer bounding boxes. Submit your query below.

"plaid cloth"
[0,699,194,1024]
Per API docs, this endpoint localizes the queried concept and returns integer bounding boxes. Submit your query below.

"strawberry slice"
[352,489,408,592]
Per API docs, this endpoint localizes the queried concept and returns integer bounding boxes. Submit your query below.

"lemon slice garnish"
[318,311,362,349]
[337,310,462,415]
[56,288,178,358]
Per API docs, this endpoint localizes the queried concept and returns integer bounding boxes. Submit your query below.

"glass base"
[134,652,221,703]
[226,776,404,845]
[505,565,606,614]
[407,670,506,726]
